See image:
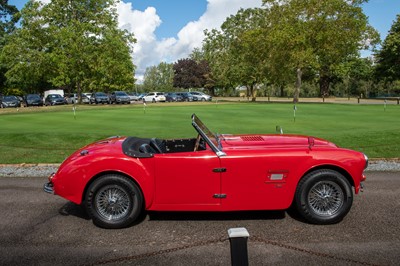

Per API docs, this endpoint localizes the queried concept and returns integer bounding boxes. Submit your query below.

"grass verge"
[0,102,399,163]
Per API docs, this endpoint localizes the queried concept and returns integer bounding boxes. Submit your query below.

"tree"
[374,14,400,83]
[173,58,209,89]
[0,0,19,45]
[143,62,174,92]
[332,56,374,98]
[189,48,215,95]
[203,28,234,93]
[262,0,379,101]
[1,0,136,98]
[1,1,52,92]
[203,8,267,101]
[0,0,20,92]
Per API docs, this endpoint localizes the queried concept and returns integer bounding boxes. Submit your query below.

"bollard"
[228,227,249,266]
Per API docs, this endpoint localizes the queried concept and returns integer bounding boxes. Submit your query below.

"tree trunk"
[280,85,284,97]
[77,82,82,104]
[319,72,330,97]
[293,68,302,103]
[249,84,257,102]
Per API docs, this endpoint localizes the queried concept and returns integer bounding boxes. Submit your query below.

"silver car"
[110,91,131,104]
[190,91,212,101]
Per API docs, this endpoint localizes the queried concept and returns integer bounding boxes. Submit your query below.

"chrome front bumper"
[43,182,54,194]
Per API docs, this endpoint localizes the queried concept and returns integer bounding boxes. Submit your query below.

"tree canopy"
[1,0,136,96]
[0,0,20,93]
[0,0,19,44]
[0,1,394,99]
[173,58,209,89]
[374,14,400,82]
[143,62,174,92]
[202,0,379,101]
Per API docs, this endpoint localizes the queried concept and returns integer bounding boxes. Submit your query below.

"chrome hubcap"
[308,181,344,216]
[95,186,131,221]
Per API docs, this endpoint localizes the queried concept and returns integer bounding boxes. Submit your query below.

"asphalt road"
[1,172,399,266]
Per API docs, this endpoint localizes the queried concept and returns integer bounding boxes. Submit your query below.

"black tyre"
[294,169,353,225]
[85,174,143,229]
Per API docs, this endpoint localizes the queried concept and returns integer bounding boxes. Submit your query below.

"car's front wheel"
[294,169,353,225]
[85,174,143,229]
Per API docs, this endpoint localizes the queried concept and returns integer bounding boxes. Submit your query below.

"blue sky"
[131,0,207,39]
[363,0,399,41]
[10,0,400,80]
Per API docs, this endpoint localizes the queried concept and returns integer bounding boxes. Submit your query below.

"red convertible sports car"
[44,114,368,229]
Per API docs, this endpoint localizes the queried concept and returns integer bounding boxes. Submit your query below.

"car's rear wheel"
[85,174,143,229]
[294,169,353,224]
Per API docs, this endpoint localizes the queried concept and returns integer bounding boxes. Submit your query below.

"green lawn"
[0,102,399,163]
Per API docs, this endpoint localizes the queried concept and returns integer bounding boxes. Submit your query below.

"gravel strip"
[0,164,60,178]
[367,159,400,172]
[0,159,399,178]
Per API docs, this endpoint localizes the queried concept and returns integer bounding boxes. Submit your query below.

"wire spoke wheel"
[295,169,353,224]
[95,185,131,221]
[86,174,143,229]
[308,181,344,217]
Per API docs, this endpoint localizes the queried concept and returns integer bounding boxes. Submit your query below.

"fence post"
[228,227,249,266]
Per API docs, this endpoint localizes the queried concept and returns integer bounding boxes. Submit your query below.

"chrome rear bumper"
[43,182,54,194]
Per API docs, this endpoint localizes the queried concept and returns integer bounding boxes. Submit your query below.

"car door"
[152,150,222,211]
[144,92,154,102]
[90,93,95,103]
[218,149,311,211]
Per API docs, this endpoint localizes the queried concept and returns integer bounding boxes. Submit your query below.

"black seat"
[150,138,166,153]
[139,143,156,154]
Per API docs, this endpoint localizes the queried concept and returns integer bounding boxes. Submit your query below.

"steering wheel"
[150,138,163,153]
[194,134,202,152]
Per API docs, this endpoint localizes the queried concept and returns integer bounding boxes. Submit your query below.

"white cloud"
[117,0,263,82]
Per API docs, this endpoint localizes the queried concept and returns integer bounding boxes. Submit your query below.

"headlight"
[363,154,369,169]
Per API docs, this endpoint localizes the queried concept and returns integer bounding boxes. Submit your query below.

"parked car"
[142,92,166,103]
[24,94,44,107]
[44,94,67,106]
[127,92,140,101]
[175,92,193,101]
[17,96,24,105]
[80,94,90,104]
[66,93,90,104]
[44,114,368,229]
[90,92,110,104]
[1,95,21,108]
[110,91,131,104]
[191,91,212,101]
[83,93,92,100]
[165,92,183,102]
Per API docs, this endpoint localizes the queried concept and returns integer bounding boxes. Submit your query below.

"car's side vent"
[241,136,264,141]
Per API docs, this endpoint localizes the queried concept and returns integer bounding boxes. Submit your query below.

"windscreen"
[191,114,219,150]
